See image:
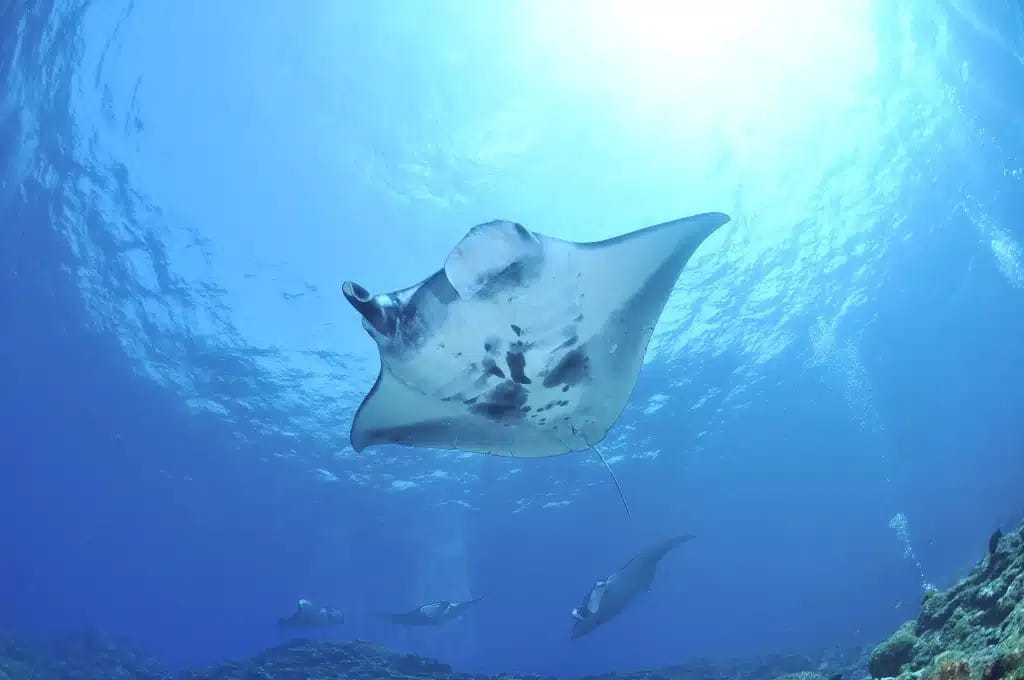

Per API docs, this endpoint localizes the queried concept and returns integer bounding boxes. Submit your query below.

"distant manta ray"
[372,597,484,627]
[343,213,729,511]
[571,535,693,639]
[277,599,345,629]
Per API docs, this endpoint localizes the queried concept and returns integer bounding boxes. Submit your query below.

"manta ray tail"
[591,444,631,518]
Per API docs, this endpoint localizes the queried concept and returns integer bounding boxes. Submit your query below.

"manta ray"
[374,597,484,626]
[571,534,693,639]
[344,212,728,455]
[277,599,345,629]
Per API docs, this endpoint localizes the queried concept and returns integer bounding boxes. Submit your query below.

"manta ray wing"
[345,212,729,457]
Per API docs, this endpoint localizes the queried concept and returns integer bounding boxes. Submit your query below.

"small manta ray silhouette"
[373,597,484,627]
[277,599,344,629]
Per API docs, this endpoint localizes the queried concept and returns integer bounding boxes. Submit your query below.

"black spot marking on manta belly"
[463,396,478,405]
[542,348,589,388]
[470,381,528,421]
[506,351,531,385]
[561,385,569,393]
[511,324,523,336]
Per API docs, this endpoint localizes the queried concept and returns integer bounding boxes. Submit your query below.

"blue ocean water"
[1,0,1023,677]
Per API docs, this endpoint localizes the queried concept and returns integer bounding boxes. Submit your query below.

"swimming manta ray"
[373,597,484,627]
[343,212,729,464]
[571,534,693,640]
[277,599,345,629]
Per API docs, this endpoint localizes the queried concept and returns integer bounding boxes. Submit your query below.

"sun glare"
[526,1,879,133]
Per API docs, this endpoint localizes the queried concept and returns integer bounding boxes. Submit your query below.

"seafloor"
[2,521,1021,680]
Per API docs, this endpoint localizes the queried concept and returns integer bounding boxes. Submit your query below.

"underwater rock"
[869,621,919,678]
[868,520,1024,680]
[0,655,38,680]
[0,631,170,680]
[180,640,863,680]
[181,638,548,680]
[0,625,869,680]
[582,656,800,680]
[0,631,866,680]
[775,672,829,680]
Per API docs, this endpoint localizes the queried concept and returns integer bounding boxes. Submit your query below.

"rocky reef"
[182,639,537,680]
[180,642,866,680]
[868,524,1023,680]
[2,521,1020,680]
[0,635,865,680]
[554,651,865,680]
[0,630,169,679]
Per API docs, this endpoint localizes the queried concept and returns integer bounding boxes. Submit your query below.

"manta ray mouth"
[343,281,372,303]
[343,281,394,336]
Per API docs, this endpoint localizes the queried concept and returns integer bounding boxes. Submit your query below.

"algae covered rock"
[869,621,919,678]
[0,656,40,680]
[0,632,169,680]
[775,672,829,680]
[868,522,1024,680]
[181,638,548,680]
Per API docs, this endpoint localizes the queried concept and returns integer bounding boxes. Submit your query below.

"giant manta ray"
[343,212,729,462]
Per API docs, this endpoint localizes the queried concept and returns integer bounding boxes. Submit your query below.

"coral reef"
[0,630,170,679]
[569,652,863,680]
[179,642,865,680]
[181,639,521,680]
[0,636,862,680]
[868,524,1024,680]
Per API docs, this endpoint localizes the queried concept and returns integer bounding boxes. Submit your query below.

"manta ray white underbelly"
[343,212,729,458]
